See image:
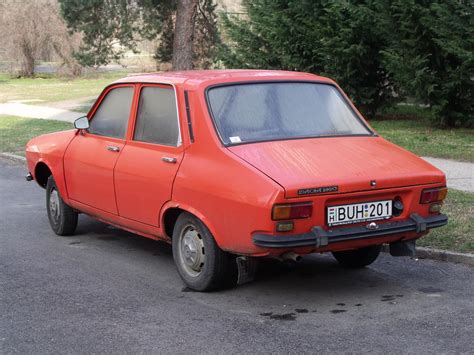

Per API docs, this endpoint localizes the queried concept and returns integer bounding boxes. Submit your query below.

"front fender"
[25,130,76,204]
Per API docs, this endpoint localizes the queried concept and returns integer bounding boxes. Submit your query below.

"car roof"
[113,69,334,89]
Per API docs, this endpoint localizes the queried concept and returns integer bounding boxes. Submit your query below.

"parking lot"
[1,158,473,353]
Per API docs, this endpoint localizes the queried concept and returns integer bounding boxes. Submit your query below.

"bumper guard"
[253,213,448,248]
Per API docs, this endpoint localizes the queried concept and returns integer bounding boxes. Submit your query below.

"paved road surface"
[1,159,473,354]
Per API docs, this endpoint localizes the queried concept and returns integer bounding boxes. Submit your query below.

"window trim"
[131,83,182,148]
[86,83,136,140]
[204,80,376,147]
[184,90,194,143]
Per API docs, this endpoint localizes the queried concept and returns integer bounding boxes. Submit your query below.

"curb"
[382,244,474,266]
[1,152,26,161]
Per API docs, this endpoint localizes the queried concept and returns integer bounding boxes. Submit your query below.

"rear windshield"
[207,82,372,145]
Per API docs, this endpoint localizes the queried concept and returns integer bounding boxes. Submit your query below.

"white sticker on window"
[229,136,242,143]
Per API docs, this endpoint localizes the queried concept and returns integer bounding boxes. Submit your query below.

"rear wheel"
[46,176,78,236]
[332,245,381,268]
[172,212,235,291]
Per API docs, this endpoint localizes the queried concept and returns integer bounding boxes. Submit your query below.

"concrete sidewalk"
[423,157,473,193]
[0,102,80,122]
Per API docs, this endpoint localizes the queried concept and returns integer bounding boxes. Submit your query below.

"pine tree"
[383,0,473,127]
[219,0,394,118]
[59,0,140,67]
[59,0,219,69]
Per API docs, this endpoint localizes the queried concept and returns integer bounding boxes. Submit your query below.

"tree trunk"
[172,0,198,70]
[20,41,35,77]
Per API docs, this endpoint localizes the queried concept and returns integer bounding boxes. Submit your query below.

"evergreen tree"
[59,0,141,67]
[59,0,219,69]
[220,0,394,118]
[383,0,473,127]
[220,0,473,124]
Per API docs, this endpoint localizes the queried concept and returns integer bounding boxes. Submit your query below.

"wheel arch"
[33,159,70,204]
[34,161,52,188]
[160,202,223,247]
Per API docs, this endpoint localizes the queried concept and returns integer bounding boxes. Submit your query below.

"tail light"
[420,187,448,204]
[272,202,313,220]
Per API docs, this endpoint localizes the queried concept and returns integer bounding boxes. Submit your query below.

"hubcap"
[49,188,60,224]
[179,226,205,277]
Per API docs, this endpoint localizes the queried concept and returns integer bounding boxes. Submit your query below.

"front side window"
[133,86,180,146]
[207,82,372,145]
[88,86,134,139]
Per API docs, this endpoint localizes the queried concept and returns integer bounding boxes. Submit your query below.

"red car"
[25,70,448,291]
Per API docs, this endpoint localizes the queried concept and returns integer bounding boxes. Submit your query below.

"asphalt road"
[1,158,473,354]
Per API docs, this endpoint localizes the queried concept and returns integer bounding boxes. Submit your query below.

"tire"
[46,175,78,236]
[332,245,382,268]
[172,212,236,291]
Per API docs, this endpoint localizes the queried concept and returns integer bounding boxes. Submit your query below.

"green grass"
[418,189,474,253]
[0,116,71,156]
[380,104,433,121]
[0,71,129,104]
[370,119,474,162]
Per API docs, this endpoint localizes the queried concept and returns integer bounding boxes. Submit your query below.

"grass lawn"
[370,119,474,162]
[0,116,71,156]
[418,189,474,253]
[0,71,129,104]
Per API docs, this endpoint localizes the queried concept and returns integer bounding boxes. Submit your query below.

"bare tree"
[172,0,199,70]
[0,0,81,77]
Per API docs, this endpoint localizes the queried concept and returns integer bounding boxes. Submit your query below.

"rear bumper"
[253,213,448,248]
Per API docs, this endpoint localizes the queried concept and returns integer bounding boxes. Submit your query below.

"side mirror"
[74,116,90,130]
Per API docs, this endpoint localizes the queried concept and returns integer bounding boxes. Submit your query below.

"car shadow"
[72,215,410,303]
[74,215,173,256]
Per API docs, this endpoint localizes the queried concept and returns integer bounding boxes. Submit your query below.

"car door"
[114,84,184,226]
[64,85,136,214]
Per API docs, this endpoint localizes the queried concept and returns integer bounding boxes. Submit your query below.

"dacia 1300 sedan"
[25,70,448,291]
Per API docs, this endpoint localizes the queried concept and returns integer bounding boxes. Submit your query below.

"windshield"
[207,82,372,145]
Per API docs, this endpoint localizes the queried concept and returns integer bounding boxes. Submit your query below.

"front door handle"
[107,146,120,152]
[162,157,177,164]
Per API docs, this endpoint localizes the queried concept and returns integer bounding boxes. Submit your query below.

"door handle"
[107,146,120,152]
[161,157,177,164]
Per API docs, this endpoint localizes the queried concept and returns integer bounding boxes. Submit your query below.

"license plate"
[327,200,392,226]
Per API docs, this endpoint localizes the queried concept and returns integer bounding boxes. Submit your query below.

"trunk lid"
[228,137,445,198]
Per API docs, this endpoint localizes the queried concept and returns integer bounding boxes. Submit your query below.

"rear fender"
[159,201,221,246]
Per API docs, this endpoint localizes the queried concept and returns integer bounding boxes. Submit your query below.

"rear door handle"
[107,146,120,152]
[161,157,177,164]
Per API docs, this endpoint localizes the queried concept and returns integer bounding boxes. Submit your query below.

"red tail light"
[420,187,448,204]
[272,202,313,220]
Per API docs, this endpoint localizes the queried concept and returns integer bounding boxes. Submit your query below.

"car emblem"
[366,222,379,230]
[297,185,338,195]
[370,180,377,187]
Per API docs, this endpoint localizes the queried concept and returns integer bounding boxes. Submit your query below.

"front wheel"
[332,245,381,268]
[172,212,235,291]
[46,176,78,236]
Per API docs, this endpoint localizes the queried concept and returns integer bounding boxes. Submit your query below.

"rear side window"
[89,86,134,139]
[133,86,180,146]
